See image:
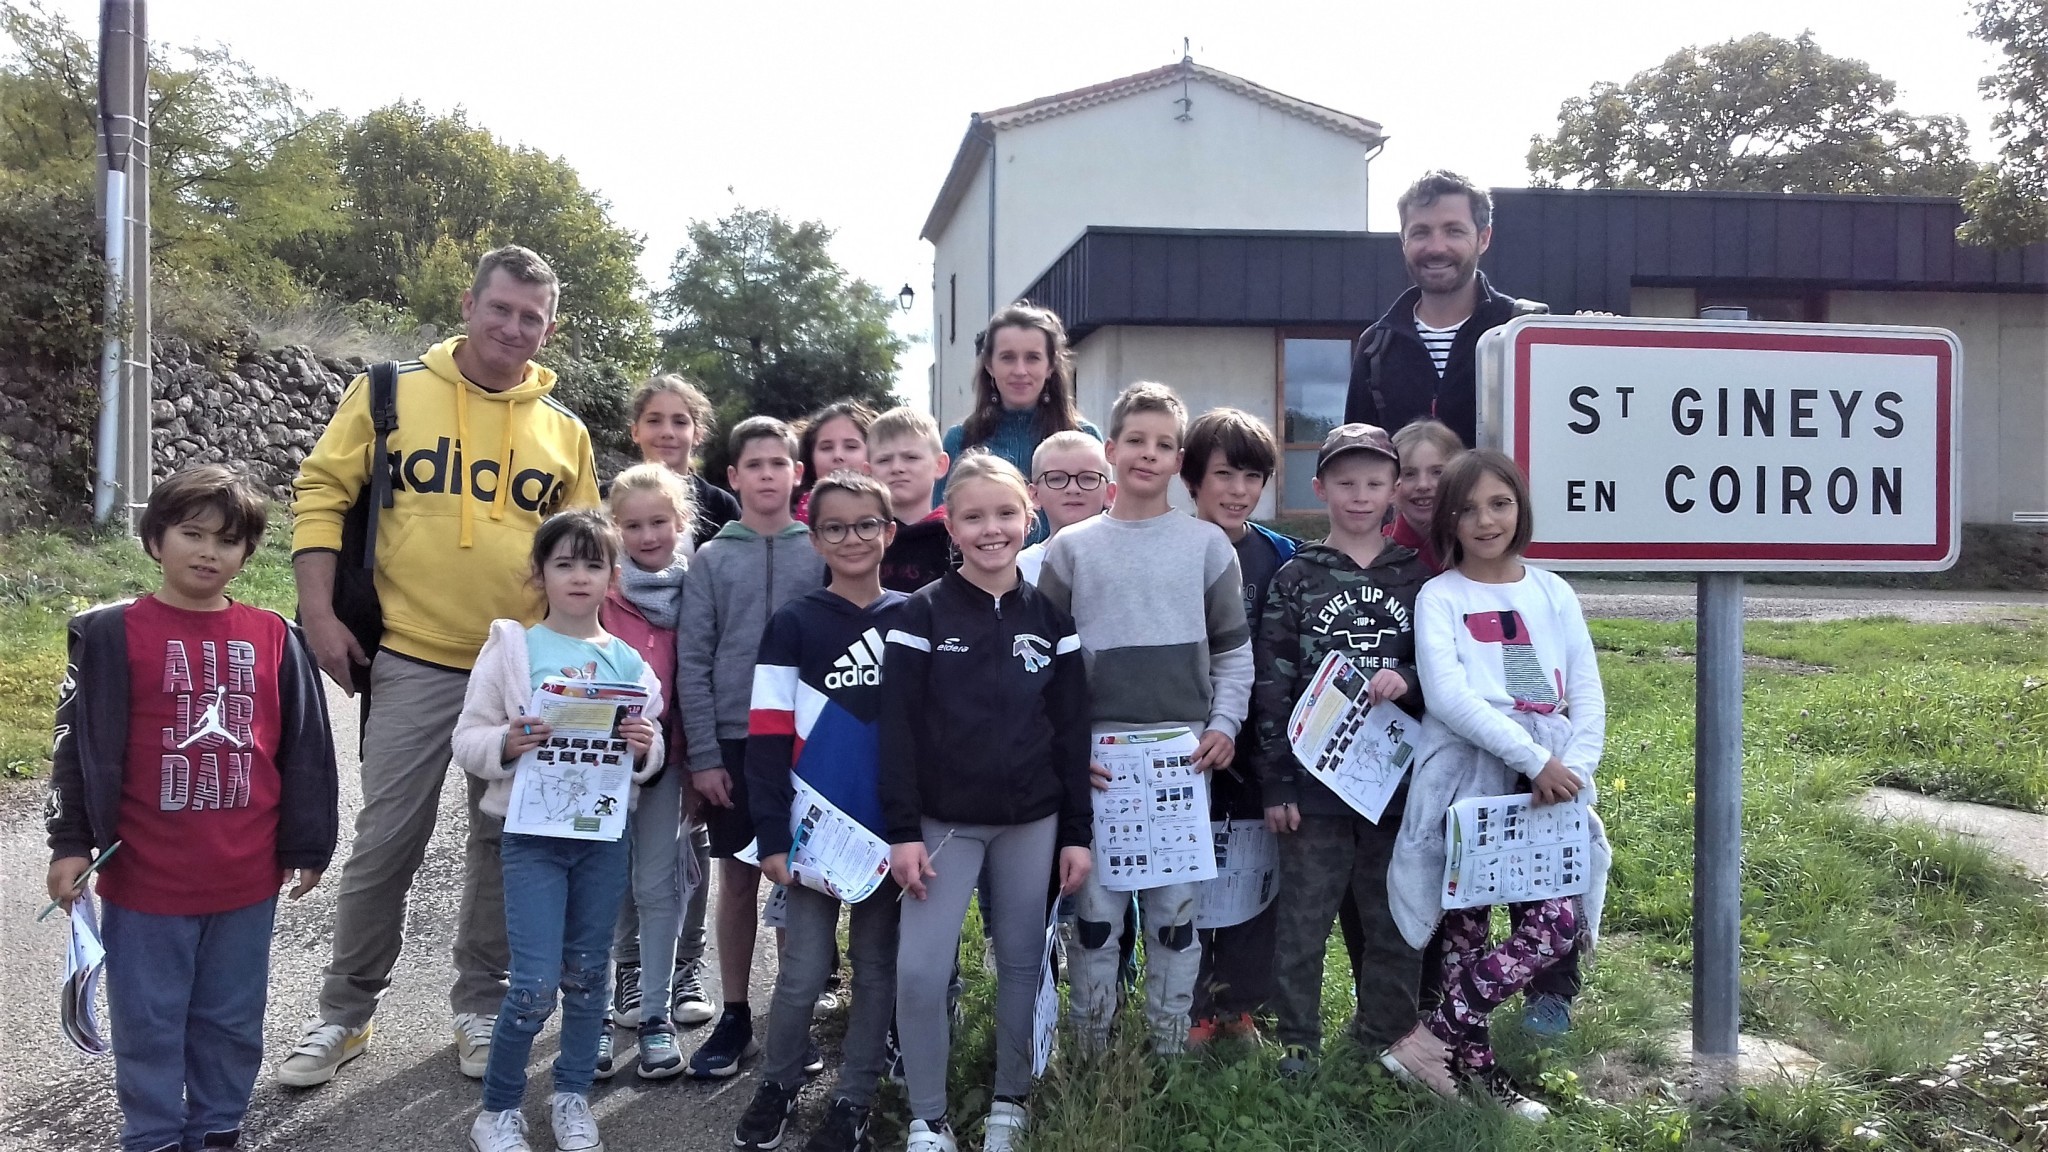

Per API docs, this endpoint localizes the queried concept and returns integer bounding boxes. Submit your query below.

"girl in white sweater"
[1380,450,1609,1123]
[453,510,666,1152]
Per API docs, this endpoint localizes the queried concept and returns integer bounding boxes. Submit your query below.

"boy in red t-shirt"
[46,465,338,1152]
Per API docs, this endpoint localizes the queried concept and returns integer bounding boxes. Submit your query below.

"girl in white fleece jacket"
[452,510,665,1152]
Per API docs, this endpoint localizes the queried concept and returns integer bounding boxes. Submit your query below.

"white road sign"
[1477,316,1959,572]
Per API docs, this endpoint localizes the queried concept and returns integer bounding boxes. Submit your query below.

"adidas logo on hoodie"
[824,628,886,690]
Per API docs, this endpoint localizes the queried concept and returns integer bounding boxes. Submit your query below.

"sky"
[49,0,2011,404]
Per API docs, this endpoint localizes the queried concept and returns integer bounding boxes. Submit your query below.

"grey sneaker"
[454,1013,493,1079]
[636,1020,684,1079]
[595,1022,620,1080]
[275,1019,372,1088]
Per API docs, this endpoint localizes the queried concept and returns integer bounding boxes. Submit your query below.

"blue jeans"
[102,896,276,1152]
[484,832,632,1111]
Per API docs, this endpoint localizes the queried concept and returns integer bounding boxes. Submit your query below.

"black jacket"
[878,569,1092,848]
[880,507,956,595]
[45,600,341,870]
[1343,270,1546,447]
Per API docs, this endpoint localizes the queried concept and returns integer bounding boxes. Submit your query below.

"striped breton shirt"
[1414,311,1464,377]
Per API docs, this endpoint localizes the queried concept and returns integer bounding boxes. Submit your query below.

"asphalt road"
[0,684,825,1152]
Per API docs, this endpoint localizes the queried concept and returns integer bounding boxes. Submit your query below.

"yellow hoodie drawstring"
[455,383,474,548]
[492,401,517,525]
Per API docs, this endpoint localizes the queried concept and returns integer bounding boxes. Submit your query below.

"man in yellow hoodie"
[278,246,602,1088]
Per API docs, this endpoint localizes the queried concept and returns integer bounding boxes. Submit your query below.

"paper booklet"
[1193,819,1279,930]
[1089,727,1217,892]
[61,893,108,1055]
[1031,907,1061,1078]
[735,775,893,905]
[504,676,651,841]
[1441,793,1593,910]
[1285,650,1420,824]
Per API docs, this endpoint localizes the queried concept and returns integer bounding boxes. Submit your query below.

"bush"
[543,354,635,470]
[0,179,104,369]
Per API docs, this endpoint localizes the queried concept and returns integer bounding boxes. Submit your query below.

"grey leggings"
[895,815,1057,1123]
[611,767,708,1020]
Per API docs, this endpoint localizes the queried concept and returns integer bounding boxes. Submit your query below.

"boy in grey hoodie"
[676,417,826,1079]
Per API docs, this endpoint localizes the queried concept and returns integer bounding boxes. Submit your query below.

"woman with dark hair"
[938,303,1101,537]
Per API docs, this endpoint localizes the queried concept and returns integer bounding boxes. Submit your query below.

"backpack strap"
[360,361,400,570]
[1354,326,1394,424]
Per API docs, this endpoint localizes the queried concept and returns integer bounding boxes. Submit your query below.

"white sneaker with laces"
[467,1108,530,1152]
[983,1101,1028,1152]
[905,1118,957,1152]
[275,1019,371,1087]
[454,1012,494,1079]
[550,1091,605,1152]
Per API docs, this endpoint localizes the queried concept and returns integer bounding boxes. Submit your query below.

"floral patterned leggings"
[1422,898,1578,1071]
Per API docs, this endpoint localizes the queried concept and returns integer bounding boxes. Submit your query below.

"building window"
[1695,288,1826,323]
[1277,332,1354,512]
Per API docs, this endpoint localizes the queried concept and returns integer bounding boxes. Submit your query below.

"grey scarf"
[617,548,687,629]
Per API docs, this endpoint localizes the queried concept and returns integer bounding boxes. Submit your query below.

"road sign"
[1477,316,1960,571]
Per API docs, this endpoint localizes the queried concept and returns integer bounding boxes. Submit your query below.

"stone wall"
[150,333,366,501]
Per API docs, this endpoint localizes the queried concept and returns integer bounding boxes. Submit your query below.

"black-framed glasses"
[1454,496,1518,519]
[816,517,888,544]
[1035,469,1107,491]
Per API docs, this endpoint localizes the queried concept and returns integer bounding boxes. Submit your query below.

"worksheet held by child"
[504,677,650,841]
[1089,727,1218,891]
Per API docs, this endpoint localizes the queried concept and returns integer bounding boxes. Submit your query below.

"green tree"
[0,2,346,294]
[282,102,655,372]
[659,207,905,475]
[1960,0,2048,247]
[1528,32,1977,196]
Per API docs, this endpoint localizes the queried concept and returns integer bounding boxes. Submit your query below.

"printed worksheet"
[1032,909,1061,1078]
[60,893,107,1056]
[733,778,892,903]
[1090,727,1217,891]
[504,677,649,841]
[1193,819,1279,929]
[1286,651,1419,824]
[1441,793,1593,909]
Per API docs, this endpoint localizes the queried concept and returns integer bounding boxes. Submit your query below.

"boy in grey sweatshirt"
[1039,382,1253,1056]
[675,418,825,1079]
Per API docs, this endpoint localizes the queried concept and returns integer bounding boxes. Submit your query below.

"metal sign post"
[1480,312,1961,1074]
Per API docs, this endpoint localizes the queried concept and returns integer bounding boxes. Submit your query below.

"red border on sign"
[1510,327,1953,564]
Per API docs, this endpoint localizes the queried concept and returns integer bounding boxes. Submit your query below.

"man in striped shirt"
[1342,171,1546,448]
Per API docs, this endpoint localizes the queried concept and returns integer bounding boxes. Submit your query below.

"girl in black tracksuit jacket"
[879,453,1092,1152]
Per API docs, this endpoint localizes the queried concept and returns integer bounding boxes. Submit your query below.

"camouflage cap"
[1315,423,1399,475]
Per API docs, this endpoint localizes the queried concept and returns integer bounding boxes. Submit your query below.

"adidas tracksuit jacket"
[878,569,1093,849]
[745,587,908,859]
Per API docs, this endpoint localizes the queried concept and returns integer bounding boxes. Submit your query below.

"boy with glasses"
[1019,431,1116,584]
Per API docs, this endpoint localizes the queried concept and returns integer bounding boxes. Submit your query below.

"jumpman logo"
[178,685,238,749]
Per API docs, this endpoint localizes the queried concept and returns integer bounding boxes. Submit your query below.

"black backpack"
[328,361,400,698]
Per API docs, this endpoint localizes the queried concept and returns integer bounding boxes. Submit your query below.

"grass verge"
[945,614,2048,1151]
[0,521,295,778]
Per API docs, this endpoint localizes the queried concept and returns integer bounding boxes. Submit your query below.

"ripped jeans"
[484,832,632,1112]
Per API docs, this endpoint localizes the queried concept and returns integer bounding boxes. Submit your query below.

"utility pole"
[94,0,151,526]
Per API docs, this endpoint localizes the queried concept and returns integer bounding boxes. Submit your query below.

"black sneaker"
[733,1080,799,1150]
[688,1007,759,1080]
[802,1039,826,1077]
[801,1098,872,1152]
[1458,1064,1551,1122]
[613,962,644,1028]
[672,958,716,1027]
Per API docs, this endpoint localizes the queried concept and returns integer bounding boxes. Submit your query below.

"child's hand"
[692,768,734,808]
[46,856,90,910]
[1265,803,1301,834]
[1530,757,1584,806]
[891,842,935,901]
[501,715,552,762]
[618,715,656,758]
[280,868,323,899]
[760,853,794,888]
[1058,845,1092,895]
[1192,729,1234,771]
[1088,761,1111,791]
[1366,669,1409,706]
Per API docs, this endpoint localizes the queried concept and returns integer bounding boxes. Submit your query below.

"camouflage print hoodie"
[1252,540,1432,817]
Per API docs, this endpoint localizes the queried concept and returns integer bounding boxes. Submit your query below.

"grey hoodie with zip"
[676,519,826,771]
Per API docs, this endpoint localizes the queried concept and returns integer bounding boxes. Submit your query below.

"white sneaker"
[454,1012,494,1079]
[468,1108,530,1152]
[983,1101,1028,1152]
[905,1117,957,1152]
[550,1091,605,1152]
[275,1019,372,1087]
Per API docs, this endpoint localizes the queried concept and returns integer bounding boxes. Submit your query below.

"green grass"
[0,519,295,777]
[954,613,2048,1151]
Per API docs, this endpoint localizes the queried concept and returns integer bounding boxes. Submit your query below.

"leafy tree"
[1528,32,1976,196]
[659,207,905,476]
[0,2,346,294]
[281,102,655,372]
[1960,0,2048,247]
